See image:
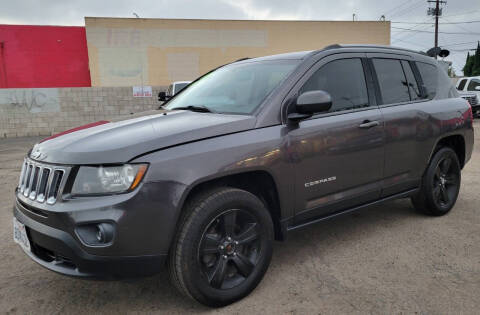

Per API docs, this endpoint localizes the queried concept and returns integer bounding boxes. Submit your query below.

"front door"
[286,54,385,223]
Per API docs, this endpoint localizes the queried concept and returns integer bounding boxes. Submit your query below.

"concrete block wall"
[0,86,164,138]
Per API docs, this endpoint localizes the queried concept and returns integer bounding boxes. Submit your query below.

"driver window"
[299,58,370,112]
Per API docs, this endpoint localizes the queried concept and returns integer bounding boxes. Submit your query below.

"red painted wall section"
[0,25,91,88]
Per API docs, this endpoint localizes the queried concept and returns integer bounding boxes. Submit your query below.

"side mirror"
[158,91,167,102]
[158,91,172,102]
[288,90,332,121]
[475,86,480,91]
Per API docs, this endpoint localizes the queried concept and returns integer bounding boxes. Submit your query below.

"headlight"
[71,164,148,195]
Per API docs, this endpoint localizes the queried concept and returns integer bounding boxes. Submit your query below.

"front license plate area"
[13,217,31,252]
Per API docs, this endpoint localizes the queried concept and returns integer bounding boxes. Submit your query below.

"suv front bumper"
[14,205,166,278]
[12,181,178,279]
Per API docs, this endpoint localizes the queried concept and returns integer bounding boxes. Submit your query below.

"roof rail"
[334,44,428,56]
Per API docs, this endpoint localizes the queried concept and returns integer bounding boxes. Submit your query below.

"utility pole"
[434,0,439,54]
[427,0,446,59]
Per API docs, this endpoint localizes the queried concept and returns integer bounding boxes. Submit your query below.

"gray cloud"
[1,0,479,74]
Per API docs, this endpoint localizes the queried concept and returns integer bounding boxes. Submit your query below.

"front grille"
[462,95,478,106]
[18,158,68,205]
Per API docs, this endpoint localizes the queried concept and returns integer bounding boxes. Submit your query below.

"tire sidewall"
[424,147,461,214]
[179,189,274,306]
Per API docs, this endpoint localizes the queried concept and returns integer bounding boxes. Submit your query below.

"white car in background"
[456,76,480,117]
[158,81,191,102]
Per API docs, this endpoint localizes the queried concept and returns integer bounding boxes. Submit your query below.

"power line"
[391,25,432,42]
[442,16,477,34]
[449,48,477,52]
[391,17,434,42]
[389,0,425,19]
[441,41,480,47]
[392,26,480,35]
[392,20,480,24]
[383,0,418,17]
[441,9,480,18]
[391,37,430,49]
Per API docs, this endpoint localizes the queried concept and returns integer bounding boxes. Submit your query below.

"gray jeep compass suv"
[13,45,474,307]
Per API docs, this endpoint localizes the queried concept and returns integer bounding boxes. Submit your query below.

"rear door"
[367,53,431,196]
[286,53,385,223]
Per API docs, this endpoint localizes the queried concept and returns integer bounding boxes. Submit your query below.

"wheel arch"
[430,133,466,168]
[177,169,285,242]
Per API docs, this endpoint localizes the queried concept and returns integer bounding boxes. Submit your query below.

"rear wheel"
[168,187,274,307]
[411,147,461,216]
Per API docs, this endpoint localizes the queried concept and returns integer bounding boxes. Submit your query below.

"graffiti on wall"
[0,88,60,113]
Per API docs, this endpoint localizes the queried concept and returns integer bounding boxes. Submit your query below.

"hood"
[30,110,256,164]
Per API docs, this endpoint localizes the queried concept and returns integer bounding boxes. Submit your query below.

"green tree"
[473,42,480,76]
[463,52,473,76]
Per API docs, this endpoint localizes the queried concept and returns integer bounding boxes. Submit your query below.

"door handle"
[358,120,380,129]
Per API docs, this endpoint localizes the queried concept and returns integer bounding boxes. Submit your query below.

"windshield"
[166,60,299,114]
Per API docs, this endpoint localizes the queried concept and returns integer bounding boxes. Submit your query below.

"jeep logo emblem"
[31,149,46,160]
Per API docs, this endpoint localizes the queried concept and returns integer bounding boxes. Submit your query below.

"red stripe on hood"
[39,120,110,143]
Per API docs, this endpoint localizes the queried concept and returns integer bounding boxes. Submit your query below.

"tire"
[411,147,461,216]
[168,187,274,307]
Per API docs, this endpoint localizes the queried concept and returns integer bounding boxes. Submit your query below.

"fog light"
[75,222,115,246]
[95,224,105,242]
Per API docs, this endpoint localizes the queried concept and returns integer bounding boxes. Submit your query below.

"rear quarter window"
[401,61,422,101]
[416,62,438,99]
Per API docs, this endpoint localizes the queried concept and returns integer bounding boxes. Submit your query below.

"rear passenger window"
[300,58,369,112]
[372,58,410,104]
[401,61,422,101]
[416,62,438,99]
[457,79,467,91]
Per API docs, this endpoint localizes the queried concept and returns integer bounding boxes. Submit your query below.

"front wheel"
[168,187,274,307]
[411,147,461,216]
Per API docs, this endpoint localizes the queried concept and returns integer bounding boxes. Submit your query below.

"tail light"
[465,99,473,121]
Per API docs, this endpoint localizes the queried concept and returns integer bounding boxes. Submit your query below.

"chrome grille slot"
[17,157,69,205]
[36,168,51,203]
[29,166,41,200]
[18,161,27,190]
[463,95,478,106]
[47,170,64,205]
[23,164,33,196]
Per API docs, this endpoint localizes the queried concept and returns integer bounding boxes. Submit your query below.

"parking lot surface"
[1,123,479,314]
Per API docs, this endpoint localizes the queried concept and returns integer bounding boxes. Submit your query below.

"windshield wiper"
[172,105,215,113]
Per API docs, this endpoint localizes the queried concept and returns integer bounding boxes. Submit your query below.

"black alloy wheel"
[198,209,261,290]
[431,155,460,209]
[169,187,274,307]
[411,147,461,216]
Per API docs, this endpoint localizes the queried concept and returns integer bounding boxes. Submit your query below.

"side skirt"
[284,188,419,233]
